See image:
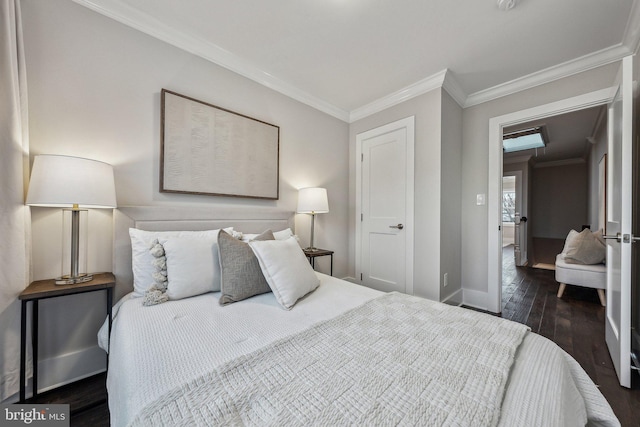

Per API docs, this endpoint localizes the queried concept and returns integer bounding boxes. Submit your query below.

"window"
[503,126,547,153]
[502,191,516,222]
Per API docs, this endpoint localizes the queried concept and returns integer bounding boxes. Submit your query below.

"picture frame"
[160,89,280,200]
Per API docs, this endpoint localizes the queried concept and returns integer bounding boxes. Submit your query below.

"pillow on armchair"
[563,228,606,265]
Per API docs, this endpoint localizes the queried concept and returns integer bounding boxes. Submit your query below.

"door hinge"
[360,273,363,281]
[361,153,364,162]
[498,225,501,231]
[361,213,363,221]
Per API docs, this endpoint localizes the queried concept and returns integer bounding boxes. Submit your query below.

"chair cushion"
[555,254,606,289]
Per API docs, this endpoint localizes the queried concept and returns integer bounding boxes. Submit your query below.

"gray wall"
[531,163,588,239]
[21,0,349,391]
[439,91,463,302]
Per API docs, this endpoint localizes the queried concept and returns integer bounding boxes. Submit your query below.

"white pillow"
[273,228,294,240]
[160,236,221,300]
[129,228,231,298]
[241,228,295,242]
[249,237,320,310]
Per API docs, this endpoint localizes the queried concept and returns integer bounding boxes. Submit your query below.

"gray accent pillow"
[218,229,275,306]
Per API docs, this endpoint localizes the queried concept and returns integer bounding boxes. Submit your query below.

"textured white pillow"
[129,228,230,298]
[160,235,221,300]
[249,237,320,310]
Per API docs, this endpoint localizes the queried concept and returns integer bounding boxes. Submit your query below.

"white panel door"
[604,55,634,388]
[359,125,409,293]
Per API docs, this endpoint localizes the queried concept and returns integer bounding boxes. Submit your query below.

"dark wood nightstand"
[19,272,115,403]
[303,248,334,276]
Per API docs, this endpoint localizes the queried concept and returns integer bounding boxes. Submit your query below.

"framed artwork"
[598,153,607,233]
[160,89,280,200]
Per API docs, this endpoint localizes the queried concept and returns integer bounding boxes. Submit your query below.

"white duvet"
[102,274,619,427]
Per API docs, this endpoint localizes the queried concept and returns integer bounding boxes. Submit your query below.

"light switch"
[476,194,486,205]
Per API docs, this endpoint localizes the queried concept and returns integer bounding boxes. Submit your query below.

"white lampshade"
[26,155,117,208]
[297,187,329,214]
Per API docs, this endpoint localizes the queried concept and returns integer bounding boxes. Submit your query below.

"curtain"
[0,0,31,401]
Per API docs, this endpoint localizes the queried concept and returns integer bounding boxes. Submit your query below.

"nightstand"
[303,248,334,276]
[19,272,115,403]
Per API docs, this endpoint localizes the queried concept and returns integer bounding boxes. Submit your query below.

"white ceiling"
[74,0,639,121]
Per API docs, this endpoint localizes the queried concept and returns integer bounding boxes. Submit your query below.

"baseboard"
[441,288,463,306]
[2,345,106,404]
[37,345,106,394]
[341,276,358,284]
[462,289,489,311]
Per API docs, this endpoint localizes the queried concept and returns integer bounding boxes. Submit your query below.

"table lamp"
[297,187,329,252]
[26,155,117,285]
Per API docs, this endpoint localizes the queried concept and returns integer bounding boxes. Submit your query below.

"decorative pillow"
[593,229,606,246]
[564,228,606,265]
[561,229,580,254]
[241,228,295,242]
[218,229,275,306]
[143,239,169,306]
[159,235,223,300]
[129,228,231,298]
[249,237,320,310]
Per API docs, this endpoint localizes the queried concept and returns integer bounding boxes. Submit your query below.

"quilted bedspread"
[130,292,529,426]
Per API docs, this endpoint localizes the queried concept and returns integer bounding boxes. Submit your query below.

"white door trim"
[356,116,415,294]
[487,87,615,313]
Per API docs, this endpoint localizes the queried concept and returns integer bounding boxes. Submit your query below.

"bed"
[100,206,619,427]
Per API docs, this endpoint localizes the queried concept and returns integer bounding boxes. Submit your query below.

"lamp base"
[303,246,321,252]
[55,273,93,285]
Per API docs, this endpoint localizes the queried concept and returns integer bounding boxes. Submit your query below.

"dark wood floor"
[25,251,640,426]
[24,373,109,426]
[498,245,640,427]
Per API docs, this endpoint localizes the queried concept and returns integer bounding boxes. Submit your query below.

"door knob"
[389,224,404,230]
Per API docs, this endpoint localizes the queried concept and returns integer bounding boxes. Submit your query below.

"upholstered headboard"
[113,206,295,300]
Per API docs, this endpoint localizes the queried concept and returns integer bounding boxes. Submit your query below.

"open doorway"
[499,108,608,316]
[502,105,605,265]
[489,88,613,313]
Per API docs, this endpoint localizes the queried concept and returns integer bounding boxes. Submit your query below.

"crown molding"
[71,0,350,122]
[441,71,466,108]
[348,70,447,122]
[464,44,631,108]
[73,0,639,123]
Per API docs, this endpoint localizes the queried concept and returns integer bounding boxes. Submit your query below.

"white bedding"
[104,273,619,427]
